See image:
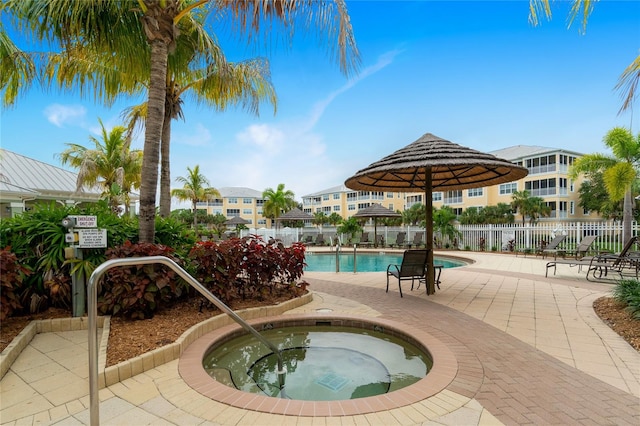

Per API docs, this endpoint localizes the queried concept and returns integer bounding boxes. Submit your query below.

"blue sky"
[1,1,638,209]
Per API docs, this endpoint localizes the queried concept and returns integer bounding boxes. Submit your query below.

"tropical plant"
[312,211,328,229]
[612,279,640,319]
[577,171,625,220]
[121,18,277,218]
[4,0,360,243]
[171,165,220,228]
[0,22,36,108]
[511,190,551,225]
[402,203,425,226]
[432,206,461,249]
[336,216,363,244]
[327,212,343,226]
[529,0,639,113]
[262,184,296,227]
[569,127,640,243]
[58,119,142,214]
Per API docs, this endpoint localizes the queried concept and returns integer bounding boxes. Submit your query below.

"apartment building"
[196,187,268,227]
[301,145,597,223]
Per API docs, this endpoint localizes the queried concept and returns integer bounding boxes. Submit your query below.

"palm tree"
[569,127,640,243]
[171,165,220,228]
[511,190,534,225]
[262,183,296,227]
[529,0,638,113]
[122,18,277,218]
[312,211,328,230]
[58,119,142,214]
[5,0,360,243]
[0,23,36,108]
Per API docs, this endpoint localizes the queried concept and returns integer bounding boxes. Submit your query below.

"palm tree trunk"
[139,39,169,243]
[193,200,198,228]
[159,114,172,218]
[623,188,633,243]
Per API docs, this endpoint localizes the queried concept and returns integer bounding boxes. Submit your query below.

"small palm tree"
[570,127,640,243]
[171,165,220,228]
[262,184,296,227]
[58,119,142,214]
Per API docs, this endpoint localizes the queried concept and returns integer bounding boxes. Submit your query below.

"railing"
[87,256,284,426]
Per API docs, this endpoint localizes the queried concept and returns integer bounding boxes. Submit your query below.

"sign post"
[63,216,107,317]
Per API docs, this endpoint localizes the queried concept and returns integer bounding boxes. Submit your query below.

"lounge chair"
[540,235,567,258]
[386,249,428,297]
[358,232,372,247]
[374,234,384,248]
[545,235,637,280]
[545,235,598,259]
[314,233,325,246]
[388,232,406,248]
[407,232,424,248]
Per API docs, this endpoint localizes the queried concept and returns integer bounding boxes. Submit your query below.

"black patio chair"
[386,249,428,297]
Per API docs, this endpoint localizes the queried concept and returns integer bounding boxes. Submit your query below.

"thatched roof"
[353,203,401,218]
[276,208,313,221]
[225,216,250,225]
[345,133,528,192]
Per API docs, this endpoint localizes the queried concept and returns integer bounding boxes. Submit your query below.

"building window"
[333,205,341,211]
[228,197,238,204]
[333,193,340,200]
[452,208,463,216]
[322,206,331,213]
[346,192,357,202]
[243,198,252,204]
[432,192,442,201]
[386,192,394,198]
[467,188,483,197]
[226,208,240,216]
[213,209,222,215]
[243,209,252,215]
[524,178,557,196]
[348,204,356,211]
[444,190,463,204]
[257,219,267,225]
[570,201,575,215]
[499,182,517,195]
[256,199,264,206]
[323,194,329,201]
[357,202,371,210]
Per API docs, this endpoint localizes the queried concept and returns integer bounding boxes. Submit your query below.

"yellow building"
[196,187,268,227]
[302,145,596,223]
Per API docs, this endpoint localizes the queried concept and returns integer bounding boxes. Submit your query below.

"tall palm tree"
[262,183,296,227]
[570,127,640,243]
[529,0,639,113]
[511,190,534,225]
[0,23,36,108]
[58,119,143,213]
[5,0,359,243]
[123,53,277,218]
[171,165,220,228]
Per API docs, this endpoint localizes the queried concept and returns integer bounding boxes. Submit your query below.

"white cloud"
[44,104,86,127]
[175,123,212,147]
[237,124,285,151]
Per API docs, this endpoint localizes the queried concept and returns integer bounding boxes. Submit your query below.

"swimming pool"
[304,252,467,272]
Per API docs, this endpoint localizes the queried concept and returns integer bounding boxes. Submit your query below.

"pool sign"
[69,215,98,228]
[78,228,107,248]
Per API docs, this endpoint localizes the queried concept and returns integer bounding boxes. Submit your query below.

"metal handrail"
[87,256,284,426]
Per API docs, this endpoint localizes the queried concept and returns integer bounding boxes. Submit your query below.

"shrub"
[97,241,186,319]
[612,279,640,319]
[0,248,31,320]
[188,236,307,305]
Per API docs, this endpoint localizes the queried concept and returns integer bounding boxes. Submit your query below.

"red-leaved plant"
[97,241,185,319]
[0,247,31,320]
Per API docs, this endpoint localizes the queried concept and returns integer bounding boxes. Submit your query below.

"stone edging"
[100,292,313,388]
[0,293,312,387]
[0,316,108,380]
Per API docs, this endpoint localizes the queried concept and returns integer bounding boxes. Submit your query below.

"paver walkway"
[1,251,638,425]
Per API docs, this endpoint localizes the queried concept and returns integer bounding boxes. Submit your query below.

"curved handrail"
[88,256,284,426]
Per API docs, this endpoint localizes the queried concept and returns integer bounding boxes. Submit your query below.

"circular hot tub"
[179,314,458,415]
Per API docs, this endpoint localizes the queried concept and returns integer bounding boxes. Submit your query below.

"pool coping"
[178,313,458,416]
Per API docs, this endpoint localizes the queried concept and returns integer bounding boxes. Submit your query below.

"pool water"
[203,325,431,401]
[304,252,466,272]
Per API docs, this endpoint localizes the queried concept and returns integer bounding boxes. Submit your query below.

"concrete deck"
[1,251,638,425]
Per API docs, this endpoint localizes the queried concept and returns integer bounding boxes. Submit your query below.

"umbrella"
[353,203,401,247]
[345,132,528,294]
[225,216,250,236]
[276,207,313,222]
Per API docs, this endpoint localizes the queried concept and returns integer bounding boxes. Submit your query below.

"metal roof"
[218,186,263,199]
[0,149,102,201]
[489,145,584,161]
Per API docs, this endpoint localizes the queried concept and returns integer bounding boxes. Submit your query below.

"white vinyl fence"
[262,221,638,253]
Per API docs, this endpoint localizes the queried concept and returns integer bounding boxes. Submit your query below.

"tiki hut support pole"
[425,167,435,295]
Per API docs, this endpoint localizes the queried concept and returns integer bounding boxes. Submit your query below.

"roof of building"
[218,187,263,199]
[302,184,351,198]
[490,145,584,161]
[0,149,102,201]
